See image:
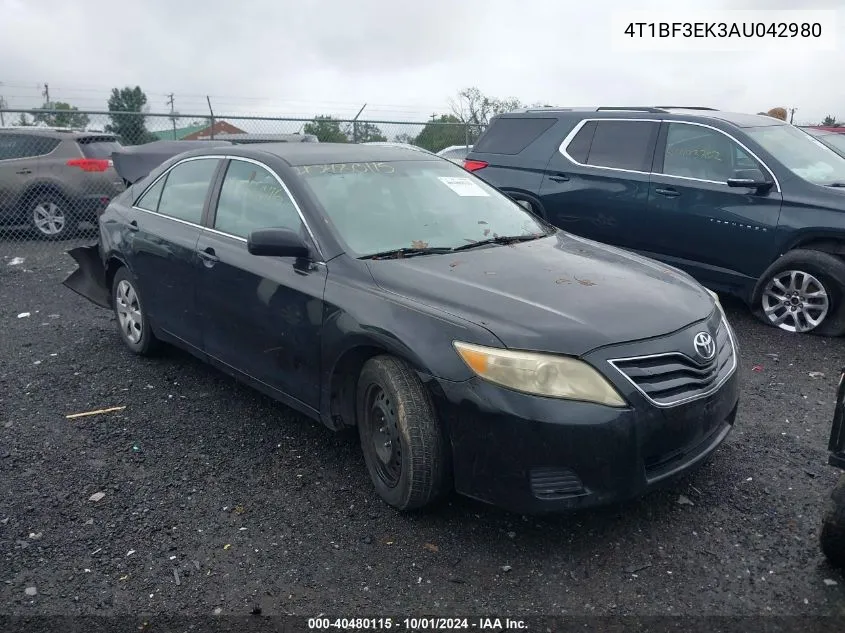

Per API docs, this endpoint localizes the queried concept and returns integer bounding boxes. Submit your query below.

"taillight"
[67,158,111,172]
[463,159,488,172]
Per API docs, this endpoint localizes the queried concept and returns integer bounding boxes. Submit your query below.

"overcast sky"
[0,0,842,129]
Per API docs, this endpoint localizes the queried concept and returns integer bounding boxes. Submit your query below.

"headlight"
[453,341,627,407]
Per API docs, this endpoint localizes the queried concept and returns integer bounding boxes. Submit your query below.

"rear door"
[195,157,327,409]
[129,157,222,349]
[538,118,660,250]
[0,133,57,220]
[645,121,783,286]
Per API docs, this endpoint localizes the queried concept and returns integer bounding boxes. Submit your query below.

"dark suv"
[465,107,845,336]
[0,128,126,240]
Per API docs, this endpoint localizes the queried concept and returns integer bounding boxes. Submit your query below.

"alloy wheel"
[761,269,830,333]
[115,280,143,344]
[32,201,66,236]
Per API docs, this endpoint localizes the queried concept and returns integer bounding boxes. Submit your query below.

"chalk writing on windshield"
[294,162,396,176]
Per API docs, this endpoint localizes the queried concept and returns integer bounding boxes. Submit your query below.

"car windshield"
[745,124,845,185]
[295,159,551,257]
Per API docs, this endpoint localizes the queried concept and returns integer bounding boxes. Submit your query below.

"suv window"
[214,159,302,239]
[571,120,659,172]
[473,118,556,155]
[156,158,220,224]
[0,134,60,160]
[662,123,760,182]
[77,136,122,159]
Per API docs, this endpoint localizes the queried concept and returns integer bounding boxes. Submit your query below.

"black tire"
[356,355,451,510]
[821,473,845,569]
[110,266,160,356]
[751,249,845,337]
[28,191,75,241]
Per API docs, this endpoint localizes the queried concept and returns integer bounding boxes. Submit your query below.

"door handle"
[16,169,32,175]
[548,174,569,182]
[654,187,680,198]
[198,247,218,267]
[128,220,139,232]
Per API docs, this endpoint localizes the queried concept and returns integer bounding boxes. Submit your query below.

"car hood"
[365,232,715,357]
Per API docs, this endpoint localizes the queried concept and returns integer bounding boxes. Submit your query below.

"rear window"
[472,117,556,155]
[77,137,122,159]
[566,120,659,172]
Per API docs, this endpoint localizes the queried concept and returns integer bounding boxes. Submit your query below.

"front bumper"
[429,308,741,514]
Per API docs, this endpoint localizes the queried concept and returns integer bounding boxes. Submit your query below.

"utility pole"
[351,103,367,143]
[0,84,6,127]
[788,107,797,124]
[166,93,177,138]
[42,83,50,107]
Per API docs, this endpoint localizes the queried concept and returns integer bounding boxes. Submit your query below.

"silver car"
[0,128,126,240]
[436,144,473,164]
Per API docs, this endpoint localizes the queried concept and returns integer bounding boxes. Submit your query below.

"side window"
[662,123,760,182]
[0,135,24,160]
[0,134,55,160]
[213,160,303,239]
[157,158,220,224]
[584,121,659,172]
[565,121,597,163]
[135,177,166,212]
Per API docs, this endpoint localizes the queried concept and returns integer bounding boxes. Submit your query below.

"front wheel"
[753,249,845,336]
[356,355,451,510]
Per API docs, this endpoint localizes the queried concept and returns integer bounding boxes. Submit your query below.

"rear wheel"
[821,473,845,569]
[111,266,160,356]
[356,355,450,510]
[29,192,75,240]
[753,249,845,336]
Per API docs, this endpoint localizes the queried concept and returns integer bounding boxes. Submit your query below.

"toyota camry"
[63,142,740,514]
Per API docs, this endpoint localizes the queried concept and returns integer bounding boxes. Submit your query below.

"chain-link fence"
[0,109,484,264]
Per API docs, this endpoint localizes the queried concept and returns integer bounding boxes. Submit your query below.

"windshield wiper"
[360,246,454,260]
[825,182,845,188]
[450,233,546,252]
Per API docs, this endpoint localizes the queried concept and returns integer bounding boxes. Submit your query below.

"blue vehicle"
[465,107,845,336]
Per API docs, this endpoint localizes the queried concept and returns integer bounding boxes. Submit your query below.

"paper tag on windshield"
[437,176,489,197]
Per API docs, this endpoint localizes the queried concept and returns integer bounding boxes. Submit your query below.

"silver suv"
[0,128,126,240]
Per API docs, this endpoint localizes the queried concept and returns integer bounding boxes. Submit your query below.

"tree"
[450,87,524,141]
[393,133,416,145]
[105,86,157,145]
[32,102,89,129]
[766,107,787,121]
[352,122,387,143]
[17,113,34,126]
[821,114,841,127]
[303,115,349,143]
[413,114,468,152]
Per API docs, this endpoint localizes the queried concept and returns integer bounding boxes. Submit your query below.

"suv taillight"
[463,159,488,172]
[67,158,111,172]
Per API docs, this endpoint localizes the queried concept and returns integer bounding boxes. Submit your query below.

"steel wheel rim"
[761,269,829,333]
[115,280,143,344]
[363,384,402,488]
[33,202,66,235]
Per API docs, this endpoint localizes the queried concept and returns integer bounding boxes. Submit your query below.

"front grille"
[529,467,585,500]
[608,316,736,407]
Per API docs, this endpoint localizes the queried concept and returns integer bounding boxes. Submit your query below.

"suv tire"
[752,249,845,336]
[29,192,75,241]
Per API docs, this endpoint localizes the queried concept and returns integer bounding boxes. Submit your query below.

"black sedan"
[63,142,740,514]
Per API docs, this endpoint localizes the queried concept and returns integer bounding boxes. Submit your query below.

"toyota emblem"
[693,331,716,361]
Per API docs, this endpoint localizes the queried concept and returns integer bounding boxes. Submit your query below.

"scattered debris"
[751,365,763,372]
[555,278,571,284]
[809,371,825,379]
[126,550,136,557]
[507,531,516,539]
[84,518,94,525]
[28,532,42,540]
[449,261,461,268]
[233,505,245,515]
[501,565,512,573]
[410,240,429,249]
[90,548,102,555]
[764,353,779,361]
[575,277,596,286]
[119,575,129,582]
[251,605,262,616]
[212,607,223,616]
[627,563,652,574]
[24,586,37,596]
[423,543,439,553]
[8,257,25,266]
[66,406,126,420]
[804,469,818,479]
[88,492,106,503]
[824,578,838,586]
[676,495,694,506]
[17,312,31,319]
[173,569,181,586]
[223,544,231,550]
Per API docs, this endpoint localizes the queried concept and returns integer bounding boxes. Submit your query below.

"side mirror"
[247,227,310,258]
[727,168,772,191]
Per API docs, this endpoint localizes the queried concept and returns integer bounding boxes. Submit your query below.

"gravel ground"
[2,241,845,618]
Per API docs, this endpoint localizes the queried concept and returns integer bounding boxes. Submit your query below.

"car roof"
[0,127,118,139]
[221,142,442,166]
[498,107,787,129]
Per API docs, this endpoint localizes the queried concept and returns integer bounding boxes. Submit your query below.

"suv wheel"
[30,193,74,240]
[754,249,845,336]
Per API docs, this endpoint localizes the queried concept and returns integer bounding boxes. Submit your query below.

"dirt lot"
[2,242,845,618]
